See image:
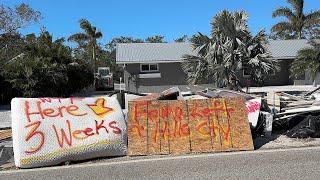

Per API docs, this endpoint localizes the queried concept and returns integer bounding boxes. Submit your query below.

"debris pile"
[267,89,320,138]
[286,115,320,138]
[120,86,320,139]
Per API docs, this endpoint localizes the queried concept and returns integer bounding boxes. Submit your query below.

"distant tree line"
[1,0,319,103]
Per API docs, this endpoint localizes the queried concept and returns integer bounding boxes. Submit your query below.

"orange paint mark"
[72,130,89,140]
[87,98,113,118]
[52,120,73,148]
[24,121,45,154]
[66,105,87,116]
[196,121,210,136]
[24,101,44,122]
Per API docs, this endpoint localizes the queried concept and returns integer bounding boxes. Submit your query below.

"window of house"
[140,64,159,73]
[243,68,251,77]
[268,69,276,76]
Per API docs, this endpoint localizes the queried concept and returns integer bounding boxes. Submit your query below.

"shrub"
[2,31,93,99]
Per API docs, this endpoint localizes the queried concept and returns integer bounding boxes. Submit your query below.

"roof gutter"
[267,56,298,60]
[116,60,184,64]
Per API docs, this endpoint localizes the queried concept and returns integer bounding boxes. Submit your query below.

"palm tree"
[271,0,320,39]
[182,10,278,90]
[291,40,320,86]
[68,19,102,72]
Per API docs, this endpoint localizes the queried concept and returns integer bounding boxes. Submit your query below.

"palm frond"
[94,31,103,39]
[287,0,304,17]
[272,7,295,19]
[271,22,294,33]
[252,29,267,43]
[79,19,93,34]
[68,33,89,42]
[190,32,212,57]
[304,10,320,27]
[291,42,320,80]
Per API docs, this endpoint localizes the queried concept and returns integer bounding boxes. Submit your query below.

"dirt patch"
[254,134,320,149]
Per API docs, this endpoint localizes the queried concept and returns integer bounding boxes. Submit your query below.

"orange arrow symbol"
[87,98,113,118]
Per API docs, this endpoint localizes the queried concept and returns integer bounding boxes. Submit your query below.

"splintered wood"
[128,97,254,155]
[0,129,12,140]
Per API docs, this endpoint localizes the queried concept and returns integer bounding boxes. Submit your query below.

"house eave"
[267,56,297,60]
[116,60,183,64]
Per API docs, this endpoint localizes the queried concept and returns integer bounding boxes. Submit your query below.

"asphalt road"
[1,146,320,180]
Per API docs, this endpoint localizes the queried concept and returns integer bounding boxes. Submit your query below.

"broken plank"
[277,106,320,115]
[274,113,306,121]
[0,129,12,140]
[280,92,305,101]
[286,101,314,107]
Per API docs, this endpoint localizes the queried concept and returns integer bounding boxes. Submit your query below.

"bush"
[1,31,93,100]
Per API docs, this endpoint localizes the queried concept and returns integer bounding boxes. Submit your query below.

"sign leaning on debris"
[11,97,127,168]
[127,97,254,155]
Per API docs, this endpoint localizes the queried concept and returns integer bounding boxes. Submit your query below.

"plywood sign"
[127,97,253,155]
[11,97,127,168]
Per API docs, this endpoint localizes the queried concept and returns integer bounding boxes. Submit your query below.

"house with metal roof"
[116,40,314,93]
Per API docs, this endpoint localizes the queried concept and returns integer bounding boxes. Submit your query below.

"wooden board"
[167,100,190,154]
[267,91,280,111]
[226,98,254,150]
[0,129,12,140]
[128,101,148,155]
[159,102,170,154]
[147,101,161,154]
[188,99,212,153]
[128,97,254,156]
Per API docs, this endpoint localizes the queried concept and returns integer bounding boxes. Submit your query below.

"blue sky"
[2,0,320,44]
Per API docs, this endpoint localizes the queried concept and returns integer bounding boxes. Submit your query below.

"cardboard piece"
[11,97,127,168]
[128,97,254,155]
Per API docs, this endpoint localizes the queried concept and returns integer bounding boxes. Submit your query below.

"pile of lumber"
[268,92,320,121]
[262,88,320,138]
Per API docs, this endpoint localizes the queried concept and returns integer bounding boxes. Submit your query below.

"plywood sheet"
[128,97,254,156]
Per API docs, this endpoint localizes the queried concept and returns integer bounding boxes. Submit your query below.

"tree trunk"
[298,32,301,39]
[92,44,96,73]
[298,27,302,39]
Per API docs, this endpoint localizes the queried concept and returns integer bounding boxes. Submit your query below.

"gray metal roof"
[267,39,312,59]
[116,40,315,63]
[116,43,197,63]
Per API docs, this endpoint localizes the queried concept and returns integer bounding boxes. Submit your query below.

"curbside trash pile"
[8,86,320,169]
